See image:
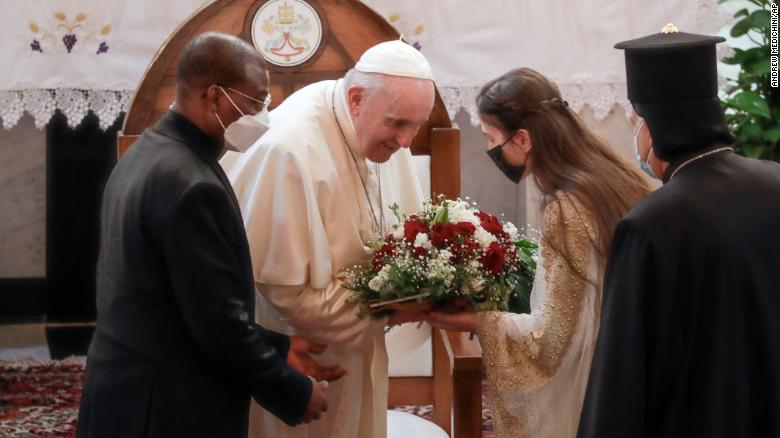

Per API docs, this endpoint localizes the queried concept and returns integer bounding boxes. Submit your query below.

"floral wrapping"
[344,198,538,318]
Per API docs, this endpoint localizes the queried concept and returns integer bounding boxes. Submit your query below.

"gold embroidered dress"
[476,193,602,437]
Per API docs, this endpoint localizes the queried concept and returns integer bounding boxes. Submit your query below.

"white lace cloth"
[0,0,209,130]
[0,0,732,130]
[0,89,133,130]
[363,0,733,124]
[438,80,633,126]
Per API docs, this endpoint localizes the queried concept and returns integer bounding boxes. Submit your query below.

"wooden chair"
[116,1,483,436]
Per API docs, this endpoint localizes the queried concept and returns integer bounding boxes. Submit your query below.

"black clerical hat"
[615,24,734,162]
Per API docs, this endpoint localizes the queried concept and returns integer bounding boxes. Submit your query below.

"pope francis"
[220,40,435,438]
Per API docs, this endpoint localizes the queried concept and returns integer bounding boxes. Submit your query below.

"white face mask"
[214,86,271,153]
[633,118,656,178]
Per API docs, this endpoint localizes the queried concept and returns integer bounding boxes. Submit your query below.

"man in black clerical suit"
[579,26,780,437]
[77,32,342,438]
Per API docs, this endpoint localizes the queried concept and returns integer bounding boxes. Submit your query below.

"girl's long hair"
[477,68,650,280]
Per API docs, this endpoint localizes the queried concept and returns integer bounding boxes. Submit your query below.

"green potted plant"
[720,0,780,162]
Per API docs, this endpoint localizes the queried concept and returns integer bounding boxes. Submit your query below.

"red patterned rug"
[0,357,84,437]
[0,357,494,437]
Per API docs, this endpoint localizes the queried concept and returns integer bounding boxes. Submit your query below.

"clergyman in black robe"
[578,27,780,437]
[77,33,332,438]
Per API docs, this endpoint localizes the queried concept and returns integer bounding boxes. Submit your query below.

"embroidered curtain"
[0,0,730,130]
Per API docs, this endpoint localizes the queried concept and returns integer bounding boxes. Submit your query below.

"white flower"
[414,232,432,250]
[438,249,453,261]
[378,264,392,281]
[471,276,485,292]
[425,252,457,285]
[474,226,497,248]
[503,222,519,241]
[463,276,486,294]
[392,224,405,240]
[426,263,456,284]
[368,275,384,292]
[448,200,481,226]
[446,199,469,214]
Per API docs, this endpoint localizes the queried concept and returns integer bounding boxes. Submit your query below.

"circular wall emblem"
[251,0,323,67]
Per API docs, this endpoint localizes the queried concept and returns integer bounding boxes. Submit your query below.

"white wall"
[0,115,46,278]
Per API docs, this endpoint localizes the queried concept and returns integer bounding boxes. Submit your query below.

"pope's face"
[348,77,435,163]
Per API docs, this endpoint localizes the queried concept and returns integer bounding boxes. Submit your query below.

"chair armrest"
[441,330,481,370]
[439,329,482,438]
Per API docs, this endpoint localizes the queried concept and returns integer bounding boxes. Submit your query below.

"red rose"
[463,237,480,254]
[404,216,430,242]
[477,211,508,239]
[456,222,476,236]
[373,242,396,270]
[451,237,480,262]
[481,242,506,274]
[431,223,458,248]
[412,246,428,258]
[450,243,464,262]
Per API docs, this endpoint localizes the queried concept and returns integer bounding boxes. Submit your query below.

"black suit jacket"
[77,111,311,438]
[579,150,780,437]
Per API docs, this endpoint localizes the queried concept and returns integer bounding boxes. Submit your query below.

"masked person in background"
[579,27,780,438]
[631,110,667,180]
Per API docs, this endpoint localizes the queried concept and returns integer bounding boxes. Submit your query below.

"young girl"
[429,68,650,437]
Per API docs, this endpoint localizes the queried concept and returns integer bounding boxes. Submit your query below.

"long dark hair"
[477,68,650,280]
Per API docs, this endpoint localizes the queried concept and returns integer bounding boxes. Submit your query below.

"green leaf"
[513,239,538,250]
[740,122,763,141]
[751,10,771,29]
[722,56,740,65]
[734,8,750,18]
[750,57,772,75]
[432,200,448,224]
[764,127,780,143]
[722,48,745,65]
[741,145,768,158]
[772,108,780,123]
[733,91,772,119]
[724,47,764,67]
[731,17,753,37]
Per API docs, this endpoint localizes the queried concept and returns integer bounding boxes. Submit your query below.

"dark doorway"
[46,111,122,359]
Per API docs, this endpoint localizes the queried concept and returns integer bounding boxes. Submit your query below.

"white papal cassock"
[220,78,425,438]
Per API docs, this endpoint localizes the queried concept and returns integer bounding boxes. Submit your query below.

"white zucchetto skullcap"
[354,39,435,81]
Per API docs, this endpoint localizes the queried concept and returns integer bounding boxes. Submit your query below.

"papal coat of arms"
[251,0,323,67]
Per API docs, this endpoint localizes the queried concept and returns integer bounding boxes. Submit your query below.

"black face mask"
[486,139,526,184]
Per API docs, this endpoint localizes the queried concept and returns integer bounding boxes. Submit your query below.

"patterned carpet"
[0,357,494,437]
[0,357,84,437]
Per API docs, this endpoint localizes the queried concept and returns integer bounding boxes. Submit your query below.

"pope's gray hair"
[342,69,389,98]
[343,69,431,99]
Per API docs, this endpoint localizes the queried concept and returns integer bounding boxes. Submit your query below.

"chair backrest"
[117,0,460,205]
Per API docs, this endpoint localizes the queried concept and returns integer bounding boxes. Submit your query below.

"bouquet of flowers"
[345,198,538,318]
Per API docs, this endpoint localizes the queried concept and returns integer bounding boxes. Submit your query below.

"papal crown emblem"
[278,1,294,25]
